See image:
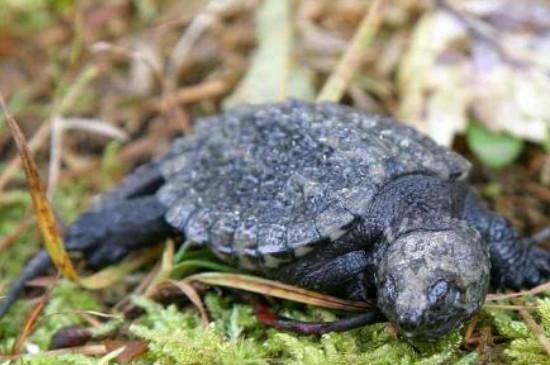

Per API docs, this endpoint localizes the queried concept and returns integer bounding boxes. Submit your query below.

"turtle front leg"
[485,223,550,289]
[462,188,550,288]
[66,196,174,267]
[66,160,174,265]
[274,250,373,300]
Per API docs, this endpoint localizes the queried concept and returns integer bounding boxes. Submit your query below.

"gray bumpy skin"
[1,100,549,340]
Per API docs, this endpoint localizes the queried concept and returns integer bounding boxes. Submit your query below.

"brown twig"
[149,79,231,113]
[463,314,479,346]
[486,281,550,302]
[316,0,385,102]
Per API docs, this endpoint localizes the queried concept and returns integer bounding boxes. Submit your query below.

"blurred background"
[1,0,550,363]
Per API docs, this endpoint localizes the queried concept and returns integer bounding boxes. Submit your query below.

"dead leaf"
[398,0,550,146]
[104,340,148,363]
[164,280,209,325]
[1,94,79,281]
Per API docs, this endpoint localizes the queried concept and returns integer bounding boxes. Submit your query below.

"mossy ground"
[1,176,550,364]
[2,1,550,364]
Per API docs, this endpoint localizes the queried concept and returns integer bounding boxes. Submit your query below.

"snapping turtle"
[2,100,550,339]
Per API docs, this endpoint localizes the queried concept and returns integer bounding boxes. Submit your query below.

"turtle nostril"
[398,314,422,332]
[399,320,417,332]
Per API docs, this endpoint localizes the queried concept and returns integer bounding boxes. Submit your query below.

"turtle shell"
[156,100,471,271]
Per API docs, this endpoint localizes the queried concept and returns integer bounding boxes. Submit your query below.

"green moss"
[505,338,550,365]
[125,295,469,365]
[487,309,531,339]
[537,298,550,336]
[130,296,270,365]
[7,281,550,364]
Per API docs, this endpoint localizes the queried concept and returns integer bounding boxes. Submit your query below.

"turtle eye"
[428,279,449,305]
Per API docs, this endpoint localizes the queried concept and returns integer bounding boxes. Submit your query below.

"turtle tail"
[0,250,52,318]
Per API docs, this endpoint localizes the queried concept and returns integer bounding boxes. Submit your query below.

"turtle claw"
[519,246,550,288]
[527,227,550,246]
[532,246,550,273]
[495,244,550,289]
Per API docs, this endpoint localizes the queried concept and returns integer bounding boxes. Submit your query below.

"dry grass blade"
[317,0,385,103]
[186,272,371,311]
[143,241,175,296]
[483,304,537,311]
[0,94,79,281]
[79,245,163,290]
[61,118,129,141]
[11,292,49,355]
[91,42,163,85]
[165,280,209,325]
[150,79,231,112]
[486,281,550,301]
[160,241,174,276]
[48,67,100,197]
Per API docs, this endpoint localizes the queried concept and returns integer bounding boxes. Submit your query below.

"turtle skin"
[1,100,549,339]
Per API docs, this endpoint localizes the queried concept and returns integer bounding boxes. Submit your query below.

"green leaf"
[466,121,524,168]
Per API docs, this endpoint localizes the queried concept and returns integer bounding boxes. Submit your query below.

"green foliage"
[467,121,524,168]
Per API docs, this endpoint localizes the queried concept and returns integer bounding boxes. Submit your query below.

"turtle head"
[376,222,490,339]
